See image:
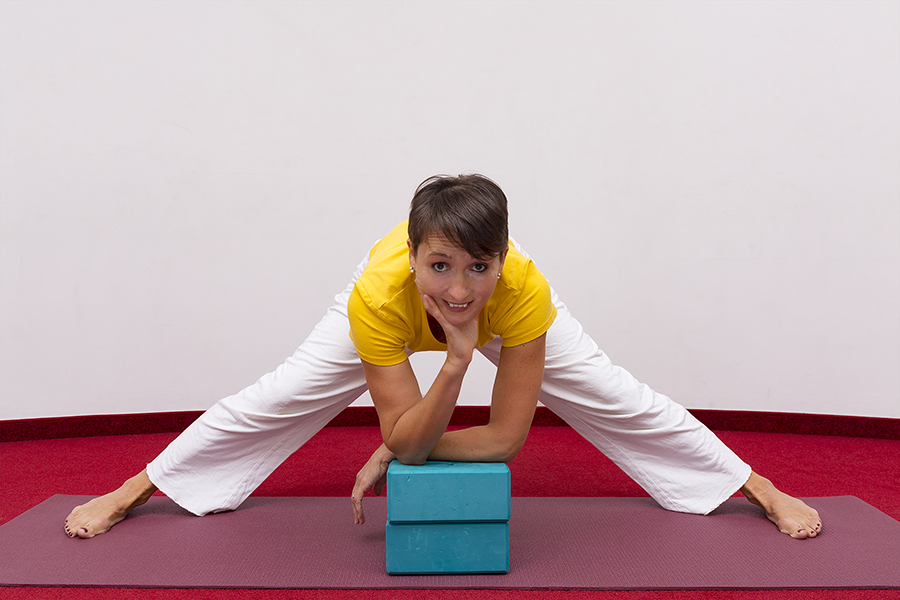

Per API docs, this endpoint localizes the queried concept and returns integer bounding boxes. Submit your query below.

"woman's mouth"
[445,301,471,312]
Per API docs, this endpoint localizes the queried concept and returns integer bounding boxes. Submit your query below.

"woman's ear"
[407,239,416,272]
[498,247,509,271]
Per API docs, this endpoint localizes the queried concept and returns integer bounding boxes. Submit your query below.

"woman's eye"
[472,263,488,273]
[432,262,448,273]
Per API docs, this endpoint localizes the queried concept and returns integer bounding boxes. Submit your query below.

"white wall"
[1,0,897,420]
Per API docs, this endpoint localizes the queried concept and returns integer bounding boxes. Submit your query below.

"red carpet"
[1,422,899,599]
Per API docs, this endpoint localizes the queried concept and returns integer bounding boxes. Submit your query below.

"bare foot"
[741,472,822,539]
[64,470,157,539]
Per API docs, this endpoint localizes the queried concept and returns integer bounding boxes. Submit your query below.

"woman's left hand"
[351,443,396,524]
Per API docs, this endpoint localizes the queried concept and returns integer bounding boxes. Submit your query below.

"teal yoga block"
[385,460,511,574]
[385,521,510,574]
[386,460,511,523]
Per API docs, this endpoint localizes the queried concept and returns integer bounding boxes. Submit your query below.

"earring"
[497,272,502,279]
[410,266,415,273]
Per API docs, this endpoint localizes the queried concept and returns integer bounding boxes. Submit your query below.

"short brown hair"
[408,174,509,260]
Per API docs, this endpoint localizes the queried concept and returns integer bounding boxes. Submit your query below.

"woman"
[65,174,821,540]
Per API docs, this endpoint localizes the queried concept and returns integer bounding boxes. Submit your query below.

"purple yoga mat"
[1,495,897,589]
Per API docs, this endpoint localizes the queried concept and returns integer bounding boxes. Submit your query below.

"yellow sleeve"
[491,261,557,348]
[347,284,412,366]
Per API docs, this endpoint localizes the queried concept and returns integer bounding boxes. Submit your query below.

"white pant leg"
[147,259,369,516]
[478,289,751,515]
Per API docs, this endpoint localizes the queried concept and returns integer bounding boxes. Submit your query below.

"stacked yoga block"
[385,460,511,574]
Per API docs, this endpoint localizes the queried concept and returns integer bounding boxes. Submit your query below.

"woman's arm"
[352,333,546,524]
[365,333,545,465]
[428,333,545,462]
[350,334,546,524]
[365,292,478,464]
[365,275,546,465]
[364,353,468,465]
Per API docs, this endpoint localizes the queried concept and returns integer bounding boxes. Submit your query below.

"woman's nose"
[447,274,467,300]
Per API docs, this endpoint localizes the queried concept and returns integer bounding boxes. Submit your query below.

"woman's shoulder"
[499,243,549,292]
[354,220,415,313]
[487,246,556,346]
[367,220,409,259]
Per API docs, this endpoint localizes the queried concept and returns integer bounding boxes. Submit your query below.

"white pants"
[147,253,751,517]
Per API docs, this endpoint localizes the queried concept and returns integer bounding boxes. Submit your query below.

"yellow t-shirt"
[348,221,557,366]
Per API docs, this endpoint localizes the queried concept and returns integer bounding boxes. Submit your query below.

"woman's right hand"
[420,293,477,366]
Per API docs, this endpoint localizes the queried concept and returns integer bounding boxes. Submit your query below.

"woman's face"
[409,236,507,328]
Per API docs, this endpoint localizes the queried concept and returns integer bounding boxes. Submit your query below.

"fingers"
[351,474,368,524]
[420,293,443,324]
[421,293,459,331]
[351,477,367,524]
[351,461,379,525]
[351,492,365,525]
[420,294,477,362]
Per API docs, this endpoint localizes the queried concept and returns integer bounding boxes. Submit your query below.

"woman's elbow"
[396,454,427,466]
[487,421,531,463]
[384,442,428,466]
[497,438,526,463]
